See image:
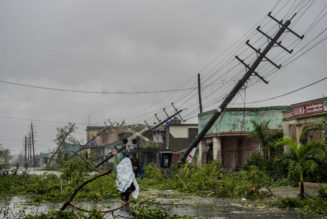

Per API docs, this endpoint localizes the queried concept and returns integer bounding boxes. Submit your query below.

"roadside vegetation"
[0,159,118,203]
[1,119,327,217]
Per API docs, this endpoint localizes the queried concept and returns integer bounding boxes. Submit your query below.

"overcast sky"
[1,0,326,156]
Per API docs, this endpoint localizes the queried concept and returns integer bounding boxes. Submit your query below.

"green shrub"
[61,158,89,184]
[131,200,169,219]
[271,198,327,216]
[244,153,290,186]
[25,209,79,219]
[140,160,270,200]
[318,186,327,199]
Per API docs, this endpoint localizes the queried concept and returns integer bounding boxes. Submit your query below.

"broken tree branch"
[265,186,277,197]
[72,151,102,174]
[67,197,161,215]
[60,168,113,210]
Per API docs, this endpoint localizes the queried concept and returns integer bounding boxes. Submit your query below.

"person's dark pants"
[120,183,135,202]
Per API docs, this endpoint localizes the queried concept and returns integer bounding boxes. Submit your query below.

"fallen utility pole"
[94,108,185,168]
[180,12,303,163]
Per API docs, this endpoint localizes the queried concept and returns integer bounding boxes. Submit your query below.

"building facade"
[282,97,327,144]
[85,124,164,165]
[197,106,290,169]
[163,117,198,164]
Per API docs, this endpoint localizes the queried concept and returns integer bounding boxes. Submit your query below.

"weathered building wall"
[199,107,289,135]
[197,106,290,169]
[221,136,258,169]
[86,127,121,146]
[166,124,198,152]
[283,97,327,143]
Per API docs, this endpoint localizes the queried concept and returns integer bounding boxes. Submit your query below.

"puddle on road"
[143,190,320,219]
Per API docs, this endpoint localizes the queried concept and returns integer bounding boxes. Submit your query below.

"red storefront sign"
[293,102,325,116]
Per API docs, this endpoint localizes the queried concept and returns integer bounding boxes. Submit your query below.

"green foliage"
[78,173,118,201]
[244,153,290,185]
[139,160,270,200]
[140,163,165,188]
[87,208,104,219]
[273,197,304,208]
[25,173,63,202]
[318,186,327,199]
[130,200,169,219]
[0,158,118,202]
[271,197,327,216]
[25,209,79,219]
[248,121,283,158]
[61,158,88,184]
[23,208,104,219]
[276,138,326,197]
[0,167,30,195]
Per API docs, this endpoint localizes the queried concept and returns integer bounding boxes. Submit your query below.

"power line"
[241,75,327,104]
[0,115,87,125]
[0,79,196,95]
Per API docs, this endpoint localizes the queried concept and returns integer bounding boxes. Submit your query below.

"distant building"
[40,153,50,167]
[84,119,199,167]
[164,117,198,164]
[282,97,327,144]
[197,106,290,170]
[85,124,163,165]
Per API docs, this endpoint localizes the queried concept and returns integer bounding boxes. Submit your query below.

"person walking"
[116,156,139,202]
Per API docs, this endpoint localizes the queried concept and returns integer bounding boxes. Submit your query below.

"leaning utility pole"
[197,73,203,113]
[180,12,303,163]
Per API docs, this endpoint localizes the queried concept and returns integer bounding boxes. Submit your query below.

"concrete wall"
[166,125,198,152]
[169,125,198,138]
[283,114,326,143]
[86,128,120,146]
[197,107,288,169]
[283,97,327,143]
[221,136,259,170]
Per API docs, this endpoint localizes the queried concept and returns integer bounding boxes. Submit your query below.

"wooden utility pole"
[31,123,35,167]
[180,12,303,163]
[28,135,32,167]
[197,73,203,113]
[24,136,27,166]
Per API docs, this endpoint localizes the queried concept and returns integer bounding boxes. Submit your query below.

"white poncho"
[116,157,139,199]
